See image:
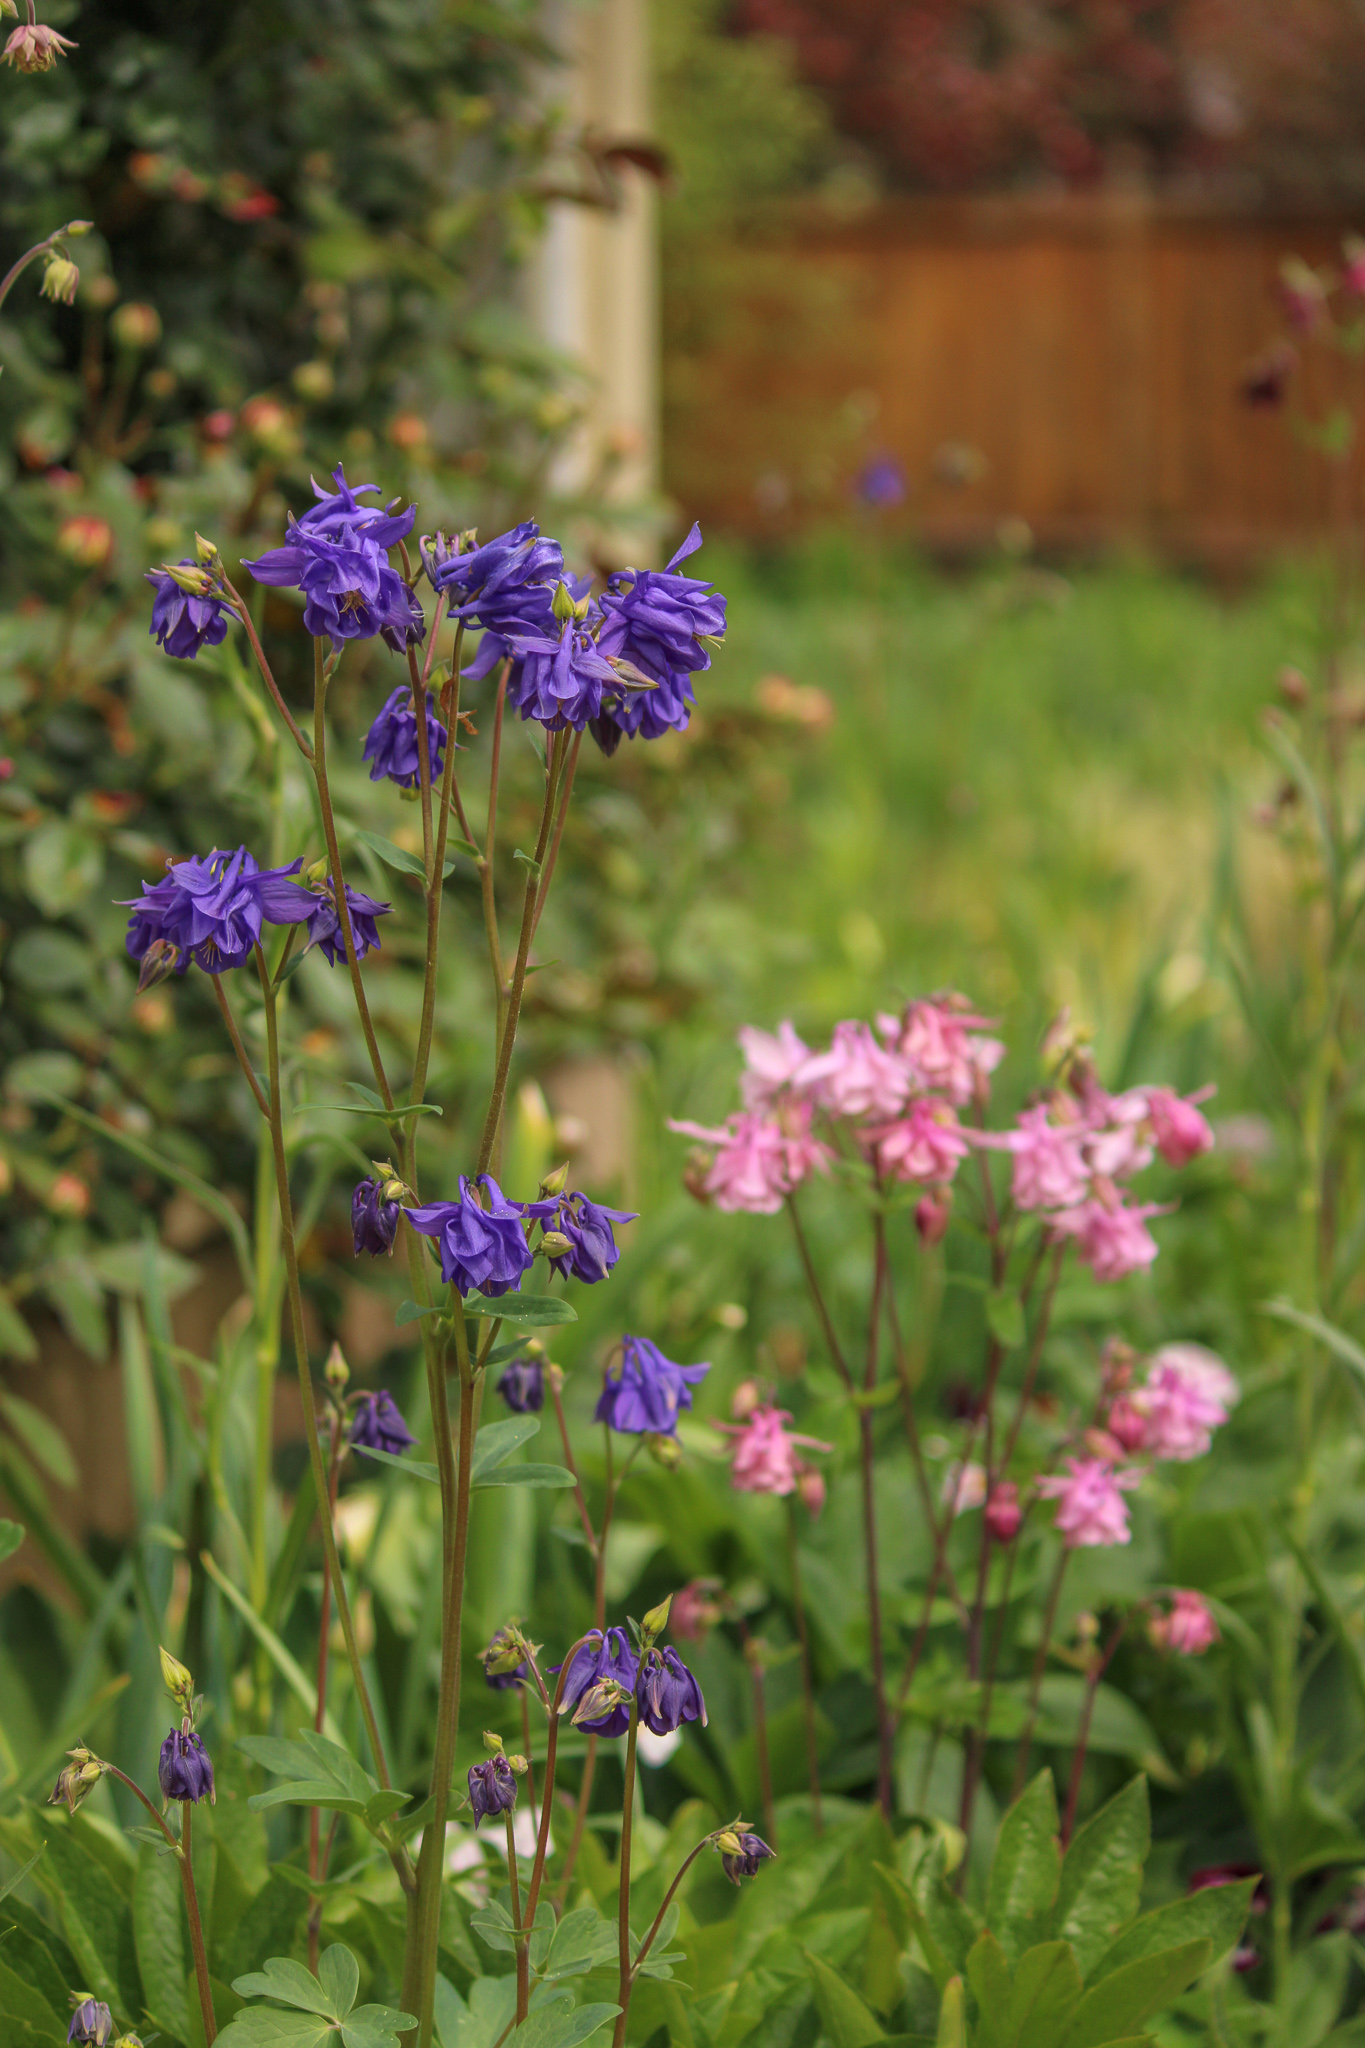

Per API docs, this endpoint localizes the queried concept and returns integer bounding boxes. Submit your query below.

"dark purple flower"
[592,525,726,750]
[244,466,421,651]
[426,522,564,638]
[67,1999,114,2047]
[350,1389,416,1457]
[481,1628,532,1691]
[555,1627,639,1738]
[855,453,906,509]
[636,1644,706,1735]
[158,1727,214,1804]
[595,1335,710,1437]
[720,1830,775,1884]
[497,1357,545,1413]
[406,1176,540,1297]
[468,1753,517,1827]
[542,1192,637,1285]
[352,1178,401,1256]
[484,1659,531,1692]
[503,605,620,732]
[304,878,391,965]
[146,561,231,661]
[362,685,449,791]
[122,847,313,976]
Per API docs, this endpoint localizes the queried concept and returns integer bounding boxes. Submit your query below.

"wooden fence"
[662,192,1361,557]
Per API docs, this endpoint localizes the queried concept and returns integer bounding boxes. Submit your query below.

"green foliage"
[225,1944,414,2047]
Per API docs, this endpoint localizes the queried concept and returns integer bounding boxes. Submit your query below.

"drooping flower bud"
[571,1676,635,1728]
[40,251,80,304]
[468,1753,516,1828]
[324,1341,350,1394]
[984,1482,1022,1544]
[159,1646,195,1715]
[539,1161,570,1197]
[635,1644,706,1735]
[49,1746,104,1815]
[718,1829,775,1884]
[1149,1589,1219,1656]
[914,1189,952,1247]
[795,1463,826,1518]
[158,560,216,597]
[482,1728,506,1753]
[3,19,77,70]
[730,1379,762,1422]
[66,1996,114,2045]
[496,1356,545,1414]
[135,938,182,992]
[158,1727,214,1804]
[645,1431,683,1470]
[539,1230,573,1258]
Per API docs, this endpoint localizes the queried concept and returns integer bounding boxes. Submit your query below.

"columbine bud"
[158,1727,214,1804]
[539,1161,570,1197]
[3,20,77,70]
[194,531,220,565]
[984,1482,1022,1544]
[539,1230,573,1258]
[66,1996,114,2046]
[506,1752,529,1775]
[645,1431,682,1470]
[468,1753,516,1827]
[571,1676,633,1727]
[0,2,16,20]
[158,560,214,597]
[136,938,182,992]
[49,1746,104,1815]
[306,856,332,887]
[730,1379,762,1422]
[914,1189,952,1247]
[795,1464,826,1518]
[481,1625,528,1678]
[482,1728,505,1754]
[551,579,576,623]
[40,251,80,304]
[325,1341,350,1394]
[719,1829,776,1885]
[110,301,162,351]
[159,1645,195,1714]
[640,1594,672,1645]
[715,1829,743,1857]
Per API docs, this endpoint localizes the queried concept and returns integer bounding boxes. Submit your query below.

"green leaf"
[1094,1879,1255,1981]
[216,1871,308,1988]
[318,1944,360,2020]
[935,1977,966,2048]
[0,1521,24,1566]
[0,1292,37,1363]
[353,830,428,878]
[0,1955,62,2038]
[474,1463,574,1490]
[1048,1778,1149,1978]
[352,1444,441,1486]
[88,1240,200,1301]
[1060,1940,1211,2047]
[987,1772,1061,1963]
[986,1289,1025,1350]
[23,820,102,916]
[803,1949,885,2048]
[462,1292,577,1325]
[0,1846,42,1908]
[204,1554,344,1742]
[396,1300,443,1327]
[912,1846,981,1985]
[446,836,481,862]
[28,1815,138,2015]
[1004,1941,1083,2048]
[5,928,91,994]
[965,1932,1010,2048]
[233,1954,340,2017]
[363,1790,411,1828]
[471,1416,541,1477]
[512,2002,620,2048]
[119,1298,164,1522]
[341,2006,422,2048]
[0,1394,77,1489]
[311,1099,443,1121]
[215,2012,334,2047]
[134,1838,190,2042]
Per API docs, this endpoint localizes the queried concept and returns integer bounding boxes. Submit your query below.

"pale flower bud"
[539,1230,573,1257]
[158,560,214,596]
[641,1594,672,1644]
[325,1342,350,1393]
[159,1645,195,1712]
[482,1728,505,1754]
[538,1161,570,1197]
[645,1431,682,1470]
[40,252,80,305]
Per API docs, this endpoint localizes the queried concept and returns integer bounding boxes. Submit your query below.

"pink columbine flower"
[985,1481,1022,1543]
[1149,1589,1219,1655]
[1037,1458,1141,1546]
[1052,1196,1162,1282]
[880,995,1005,1106]
[737,1020,813,1109]
[1134,1343,1237,1461]
[669,1105,831,1215]
[866,1098,969,1184]
[716,1404,832,1496]
[942,1460,987,1514]
[1085,1090,1155,1180]
[795,1020,910,1119]
[1145,1086,1215,1168]
[1000,1103,1091,1210]
[1105,1394,1150,1455]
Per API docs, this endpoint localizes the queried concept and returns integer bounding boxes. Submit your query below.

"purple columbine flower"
[636,1644,706,1735]
[855,453,907,509]
[304,878,391,965]
[480,1624,531,1690]
[497,1357,545,1413]
[591,524,726,752]
[122,847,313,976]
[243,465,422,651]
[542,1192,637,1285]
[146,560,231,661]
[720,1830,775,1884]
[426,522,564,638]
[158,1727,214,1804]
[67,1999,114,2047]
[502,600,621,732]
[405,1176,540,1297]
[352,1178,401,1256]
[361,685,449,791]
[468,1753,517,1827]
[350,1389,416,1457]
[555,1627,639,1737]
[595,1335,710,1437]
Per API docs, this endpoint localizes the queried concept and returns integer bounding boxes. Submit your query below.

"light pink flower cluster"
[1037,1458,1142,1547]
[670,996,1003,1221]
[715,1400,832,1510]
[1105,1343,1239,1462]
[1149,1589,1219,1656]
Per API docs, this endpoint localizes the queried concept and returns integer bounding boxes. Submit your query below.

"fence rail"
[663,192,1360,556]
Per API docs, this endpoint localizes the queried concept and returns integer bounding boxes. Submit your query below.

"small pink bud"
[985,1482,1021,1543]
[731,1378,762,1422]
[795,1463,826,1518]
[915,1188,951,1246]
[1279,666,1310,707]
[1106,1395,1149,1454]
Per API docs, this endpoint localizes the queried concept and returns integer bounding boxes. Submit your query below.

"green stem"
[311,640,394,1108]
[309,1408,344,1974]
[631,1836,711,1977]
[478,669,508,1017]
[210,973,269,1116]
[508,1805,529,2023]
[222,576,315,761]
[786,1497,823,1833]
[611,1702,641,2048]
[409,618,462,1129]
[475,729,567,1175]
[0,223,88,314]
[532,729,583,937]
[1011,1548,1070,1800]
[253,948,397,1800]
[785,1194,854,1391]
[1061,1609,1134,1845]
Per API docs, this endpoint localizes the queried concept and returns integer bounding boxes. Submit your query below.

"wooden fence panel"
[662,195,1357,556]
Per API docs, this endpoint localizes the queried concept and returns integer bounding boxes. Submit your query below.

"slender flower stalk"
[785,1497,823,1833]
[312,642,394,1108]
[1012,1547,1071,1799]
[612,1699,642,2048]
[742,1631,777,1849]
[211,974,269,1116]
[506,1805,529,2021]
[1061,1608,1136,1844]
[103,1764,216,2044]
[308,1405,345,1973]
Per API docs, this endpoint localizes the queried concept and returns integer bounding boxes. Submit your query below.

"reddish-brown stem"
[479,670,508,1010]
[524,1633,599,1929]
[222,577,314,760]
[182,1802,216,2045]
[786,1194,854,1390]
[1012,1547,1070,1800]
[532,729,583,937]
[311,647,394,1108]
[786,1496,823,1832]
[1061,1610,1135,1845]
[508,1806,529,2022]
[210,974,269,1117]
[862,1216,893,1817]
[521,1688,537,1816]
[611,1705,641,2048]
